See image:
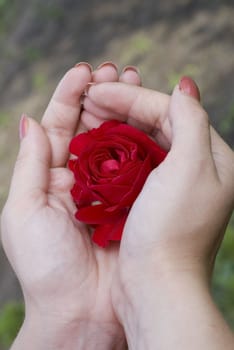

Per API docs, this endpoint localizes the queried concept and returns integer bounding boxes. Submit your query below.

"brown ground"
[0,0,234,318]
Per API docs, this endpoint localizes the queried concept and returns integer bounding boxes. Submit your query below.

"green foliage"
[219,101,234,134]
[35,3,64,20]
[121,32,153,63]
[213,221,234,329]
[130,33,152,52]
[0,111,10,126]
[24,47,42,62]
[0,302,24,348]
[0,0,16,35]
[0,0,7,8]
[32,72,47,90]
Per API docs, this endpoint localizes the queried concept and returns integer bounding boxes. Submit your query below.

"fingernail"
[179,76,200,101]
[97,61,118,71]
[84,82,96,96]
[19,114,29,140]
[75,62,93,72]
[122,65,140,75]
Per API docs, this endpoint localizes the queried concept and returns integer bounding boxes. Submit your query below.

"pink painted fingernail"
[19,114,29,140]
[122,65,140,74]
[75,62,93,72]
[84,82,96,96]
[179,76,200,101]
[97,61,118,71]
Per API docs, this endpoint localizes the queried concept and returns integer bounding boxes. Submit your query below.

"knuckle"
[187,102,209,124]
[43,103,73,138]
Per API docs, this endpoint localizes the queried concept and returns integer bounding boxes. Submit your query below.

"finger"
[170,78,234,185]
[41,64,92,168]
[48,168,76,214]
[78,62,120,133]
[86,82,171,149]
[49,168,74,194]
[210,127,234,186]
[80,64,141,131]
[8,115,50,203]
[82,62,141,124]
[83,65,142,127]
[119,66,141,85]
[92,61,119,82]
[170,83,211,155]
[77,110,104,134]
[168,81,215,177]
[210,127,234,163]
[79,110,118,131]
[82,97,122,121]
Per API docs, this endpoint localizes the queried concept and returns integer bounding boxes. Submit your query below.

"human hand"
[0,62,141,350]
[84,77,234,349]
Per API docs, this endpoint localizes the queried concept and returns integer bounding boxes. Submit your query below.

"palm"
[22,169,120,324]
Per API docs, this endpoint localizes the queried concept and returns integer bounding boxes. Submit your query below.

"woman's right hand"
[0,62,141,350]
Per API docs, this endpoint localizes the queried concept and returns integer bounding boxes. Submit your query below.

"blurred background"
[0,0,233,348]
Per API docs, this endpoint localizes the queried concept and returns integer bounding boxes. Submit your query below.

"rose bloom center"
[101,159,120,173]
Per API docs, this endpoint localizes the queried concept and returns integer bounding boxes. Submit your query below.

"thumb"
[8,115,51,203]
[169,77,212,161]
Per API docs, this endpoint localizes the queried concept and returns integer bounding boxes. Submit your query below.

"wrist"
[114,254,212,349]
[114,261,232,350]
[12,308,126,350]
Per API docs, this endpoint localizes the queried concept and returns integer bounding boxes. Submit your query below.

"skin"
[1,62,234,349]
[1,63,141,350]
[85,81,234,349]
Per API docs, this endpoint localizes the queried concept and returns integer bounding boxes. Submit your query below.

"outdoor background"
[0,0,234,348]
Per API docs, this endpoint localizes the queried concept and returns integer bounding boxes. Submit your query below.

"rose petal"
[108,123,167,164]
[68,159,76,172]
[101,159,120,173]
[71,183,98,207]
[68,120,168,248]
[69,133,93,156]
[92,224,110,247]
[90,183,129,205]
[120,155,152,207]
[76,204,120,224]
[97,120,121,133]
[109,214,128,240]
[92,213,127,247]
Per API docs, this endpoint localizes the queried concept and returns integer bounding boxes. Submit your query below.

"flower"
[68,120,167,247]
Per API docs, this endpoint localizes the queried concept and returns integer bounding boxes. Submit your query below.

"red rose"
[68,120,167,247]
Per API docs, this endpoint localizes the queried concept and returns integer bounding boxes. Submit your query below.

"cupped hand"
[83,78,234,312]
[0,62,141,349]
